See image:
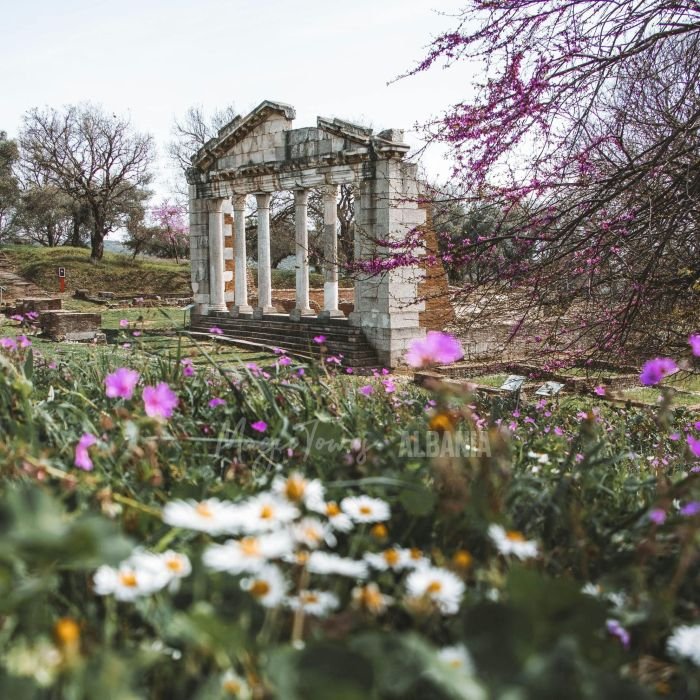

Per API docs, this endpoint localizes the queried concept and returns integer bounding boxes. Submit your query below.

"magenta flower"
[606,619,630,649]
[26,311,39,321]
[119,319,129,328]
[688,434,700,459]
[181,358,195,377]
[142,382,178,420]
[209,326,223,335]
[680,501,700,517]
[0,337,17,351]
[74,433,97,471]
[639,357,678,385]
[132,331,142,337]
[251,420,267,433]
[326,355,341,365]
[278,356,292,366]
[346,367,354,374]
[359,385,374,396]
[10,314,23,322]
[689,334,700,357]
[105,368,140,400]
[382,379,396,393]
[17,335,31,349]
[648,508,666,525]
[313,335,326,344]
[405,331,464,368]
[208,397,226,408]
[594,385,606,396]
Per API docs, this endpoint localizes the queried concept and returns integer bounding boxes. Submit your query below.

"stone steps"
[0,252,51,304]
[190,313,380,368]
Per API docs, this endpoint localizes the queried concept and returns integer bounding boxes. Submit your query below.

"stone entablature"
[187,100,427,367]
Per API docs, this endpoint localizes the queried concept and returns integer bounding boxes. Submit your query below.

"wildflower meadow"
[0,321,698,699]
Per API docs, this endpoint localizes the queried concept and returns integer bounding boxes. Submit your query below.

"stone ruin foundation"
[40,311,104,343]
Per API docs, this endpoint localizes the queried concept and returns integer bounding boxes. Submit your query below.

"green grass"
[471,373,509,387]
[1,245,353,297]
[619,387,700,407]
[2,245,191,296]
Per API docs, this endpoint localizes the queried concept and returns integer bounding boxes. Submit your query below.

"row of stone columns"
[208,186,341,319]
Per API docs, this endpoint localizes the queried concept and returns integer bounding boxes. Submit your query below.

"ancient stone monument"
[186,100,428,367]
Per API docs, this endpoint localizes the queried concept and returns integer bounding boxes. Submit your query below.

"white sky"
[1,0,471,198]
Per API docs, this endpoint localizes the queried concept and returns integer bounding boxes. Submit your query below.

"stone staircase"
[189,312,381,368]
[0,251,51,305]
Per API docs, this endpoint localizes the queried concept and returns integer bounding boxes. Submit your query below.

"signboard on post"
[57,267,66,293]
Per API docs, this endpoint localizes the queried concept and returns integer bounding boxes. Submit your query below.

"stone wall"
[40,311,102,341]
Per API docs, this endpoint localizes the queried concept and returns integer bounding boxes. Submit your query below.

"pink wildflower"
[105,368,140,400]
[648,508,666,525]
[142,382,178,420]
[17,335,31,349]
[209,326,223,335]
[382,379,396,393]
[278,356,292,366]
[639,357,678,385]
[594,385,606,396]
[181,358,195,377]
[688,434,700,459]
[251,420,267,433]
[359,385,374,396]
[405,331,463,368]
[208,397,226,408]
[74,433,97,471]
[0,337,17,351]
[119,319,129,328]
[689,334,700,357]
[313,335,326,344]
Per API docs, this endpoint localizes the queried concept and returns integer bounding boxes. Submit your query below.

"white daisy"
[271,472,325,509]
[352,582,393,615]
[221,669,251,699]
[130,549,192,590]
[667,624,700,666]
[292,517,337,549]
[405,566,465,615]
[364,547,428,572]
[306,551,368,579]
[286,590,339,617]
[340,495,391,524]
[437,644,475,674]
[240,493,299,533]
[488,524,539,560]
[203,531,294,574]
[309,500,354,532]
[162,498,242,535]
[93,563,163,601]
[240,564,288,607]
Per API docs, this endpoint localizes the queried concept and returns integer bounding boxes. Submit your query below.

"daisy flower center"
[119,571,138,588]
[249,580,271,598]
[410,548,422,560]
[326,502,340,517]
[362,586,382,608]
[196,503,213,518]
[301,592,319,604]
[295,551,310,565]
[260,504,275,520]
[166,557,184,572]
[359,505,373,516]
[426,580,443,594]
[383,549,400,566]
[285,477,306,501]
[223,680,241,694]
[240,537,260,557]
[506,530,526,542]
[304,526,322,542]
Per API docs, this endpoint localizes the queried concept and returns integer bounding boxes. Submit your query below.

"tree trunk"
[90,226,105,262]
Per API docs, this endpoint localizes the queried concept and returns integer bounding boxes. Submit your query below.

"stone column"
[232,194,252,315]
[254,192,276,317]
[320,184,343,318]
[291,189,314,319]
[207,197,228,313]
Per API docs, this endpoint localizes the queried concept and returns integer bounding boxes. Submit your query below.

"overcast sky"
[1,0,471,197]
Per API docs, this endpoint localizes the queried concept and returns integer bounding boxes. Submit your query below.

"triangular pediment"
[191,100,295,171]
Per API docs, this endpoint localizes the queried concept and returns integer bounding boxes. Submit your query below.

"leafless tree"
[20,104,154,261]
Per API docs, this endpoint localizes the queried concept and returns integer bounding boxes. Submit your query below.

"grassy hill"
[1,245,191,296]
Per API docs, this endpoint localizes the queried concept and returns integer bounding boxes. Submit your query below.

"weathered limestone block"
[40,311,102,342]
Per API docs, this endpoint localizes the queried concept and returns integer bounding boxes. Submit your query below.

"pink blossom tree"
[404,1,700,361]
[150,199,188,264]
